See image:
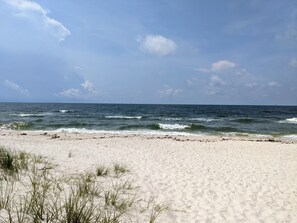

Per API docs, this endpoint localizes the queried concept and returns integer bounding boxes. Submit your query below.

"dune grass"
[0,146,168,223]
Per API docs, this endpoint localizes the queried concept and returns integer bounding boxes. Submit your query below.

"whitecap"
[105,115,142,119]
[158,123,190,130]
[278,117,297,124]
[161,117,183,121]
[279,134,297,140]
[189,118,216,122]
[10,113,52,117]
[59,110,69,113]
[48,128,193,136]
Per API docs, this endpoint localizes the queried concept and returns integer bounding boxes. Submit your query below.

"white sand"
[1,131,297,222]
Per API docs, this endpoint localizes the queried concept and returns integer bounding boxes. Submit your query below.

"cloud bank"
[4,0,71,41]
[138,35,177,56]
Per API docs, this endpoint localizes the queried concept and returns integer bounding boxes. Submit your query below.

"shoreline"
[1,129,297,144]
[1,130,297,222]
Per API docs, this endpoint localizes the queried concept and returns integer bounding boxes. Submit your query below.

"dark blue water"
[0,103,297,138]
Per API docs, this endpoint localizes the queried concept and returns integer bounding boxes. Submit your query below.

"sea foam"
[105,115,142,119]
[189,118,216,122]
[158,123,190,130]
[278,118,297,124]
[11,113,52,117]
[161,117,183,121]
[0,122,30,130]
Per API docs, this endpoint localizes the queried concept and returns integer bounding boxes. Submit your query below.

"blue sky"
[0,0,296,105]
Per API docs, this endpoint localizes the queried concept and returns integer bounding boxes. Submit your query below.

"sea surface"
[0,103,297,139]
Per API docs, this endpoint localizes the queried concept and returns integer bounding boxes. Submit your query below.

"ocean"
[0,103,296,139]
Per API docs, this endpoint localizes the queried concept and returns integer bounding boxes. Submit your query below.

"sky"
[0,0,296,105]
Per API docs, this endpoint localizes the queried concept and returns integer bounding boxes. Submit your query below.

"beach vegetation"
[0,148,16,174]
[96,165,110,177]
[0,148,168,222]
[0,147,30,178]
[113,163,129,177]
[149,203,169,223]
[0,181,14,210]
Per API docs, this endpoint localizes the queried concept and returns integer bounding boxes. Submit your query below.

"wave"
[59,110,70,113]
[158,123,190,130]
[118,124,160,130]
[189,124,207,130]
[279,134,297,140]
[278,117,297,124]
[10,113,52,117]
[53,128,98,134]
[119,123,240,132]
[105,115,142,119]
[50,128,192,136]
[189,118,216,122]
[232,118,255,124]
[161,117,183,121]
[0,122,31,130]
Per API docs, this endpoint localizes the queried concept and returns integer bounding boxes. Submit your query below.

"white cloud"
[57,80,99,99]
[81,80,93,91]
[267,81,280,87]
[196,60,236,73]
[212,60,236,72]
[81,80,99,95]
[4,0,71,41]
[187,77,197,86]
[59,88,82,98]
[290,58,297,68]
[74,65,83,71]
[138,35,177,56]
[4,80,29,95]
[44,17,71,41]
[246,82,258,88]
[159,85,183,97]
[210,75,225,86]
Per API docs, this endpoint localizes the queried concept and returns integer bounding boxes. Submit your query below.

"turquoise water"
[0,103,297,138]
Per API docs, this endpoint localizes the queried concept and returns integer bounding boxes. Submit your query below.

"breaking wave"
[158,123,190,130]
[0,122,31,130]
[189,118,217,122]
[10,113,52,117]
[278,118,297,124]
[105,115,142,119]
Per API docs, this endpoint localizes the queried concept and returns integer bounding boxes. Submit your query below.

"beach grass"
[96,165,110,177]
[113,163,129,177]
[0,146,167,222]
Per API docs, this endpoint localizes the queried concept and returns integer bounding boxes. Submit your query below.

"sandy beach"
[0,130,296,222]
